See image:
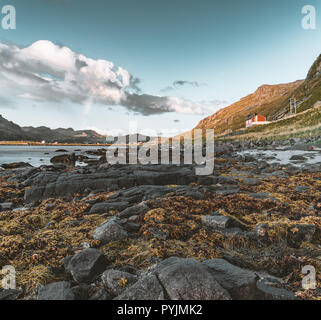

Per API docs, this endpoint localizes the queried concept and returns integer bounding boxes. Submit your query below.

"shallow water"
[238,148,321,167]
[0,145,103,167]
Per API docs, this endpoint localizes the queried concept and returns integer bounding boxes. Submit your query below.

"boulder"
[93,217,128,245]
[50,153,76,165]
[63,248,108,284]
[156,258,231,300]
[1,162,31,169]
[118,202,150,218]
[290,155,306,161]
[256,277,298,300]
[37,281,75,300]
[202,259,257,299]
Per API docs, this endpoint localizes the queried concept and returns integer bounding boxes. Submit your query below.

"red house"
[246,114,269,128]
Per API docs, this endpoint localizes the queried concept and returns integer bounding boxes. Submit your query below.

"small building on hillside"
[246,114,270,128]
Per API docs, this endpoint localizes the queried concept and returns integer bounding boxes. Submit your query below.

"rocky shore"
[0,138,320,300]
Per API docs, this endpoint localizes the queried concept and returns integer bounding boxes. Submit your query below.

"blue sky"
[0,0,320,136]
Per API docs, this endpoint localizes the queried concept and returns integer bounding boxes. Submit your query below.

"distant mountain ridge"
[0,115,106,143]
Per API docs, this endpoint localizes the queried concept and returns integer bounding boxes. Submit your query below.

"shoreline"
[0,141,114,147]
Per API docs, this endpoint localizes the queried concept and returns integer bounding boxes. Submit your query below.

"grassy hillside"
[223,102,321,141]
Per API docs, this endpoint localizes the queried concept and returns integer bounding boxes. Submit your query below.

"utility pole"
[290,98,296,115]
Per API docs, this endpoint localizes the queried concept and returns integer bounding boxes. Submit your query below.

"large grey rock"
[89,201,129,214]
[93,217,128,245]
[6,167,39,183]
[37,281,75,300]
[102,269,138,296]
[23,164,199,202]
[0,289,22,300]
[115,274,165,300]
[63,248,108,284]
[217,176,238,185]
[156,258,231,300]
[216,188,240,196]
[241,178,260,186]
[118,201,150,218]
[202,258,257,299]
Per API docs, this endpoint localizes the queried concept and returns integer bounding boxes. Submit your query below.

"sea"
[0,145,104,167]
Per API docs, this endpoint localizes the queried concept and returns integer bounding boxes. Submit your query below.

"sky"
[0,0,321,136]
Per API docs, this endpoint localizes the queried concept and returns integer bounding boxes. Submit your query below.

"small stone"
[249,193,270,199]
[294,185,310,192]
[201,215,241,229]
[0,202,13,211]
[290,155,306,161]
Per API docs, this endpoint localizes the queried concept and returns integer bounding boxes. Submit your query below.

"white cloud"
[0,40,226,116]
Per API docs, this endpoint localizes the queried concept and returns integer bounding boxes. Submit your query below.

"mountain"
[0,115,106,143]
[195,54,321,139]
[195,81,303,135]
[0,115,27,141]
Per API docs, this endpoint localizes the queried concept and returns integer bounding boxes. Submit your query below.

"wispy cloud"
[161,80,207,92]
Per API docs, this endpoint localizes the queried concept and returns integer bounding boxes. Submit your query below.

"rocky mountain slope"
[0,115,106,143]
[195,54,321,138]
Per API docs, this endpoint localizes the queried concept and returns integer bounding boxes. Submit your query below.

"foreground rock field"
[0,139,320,300]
